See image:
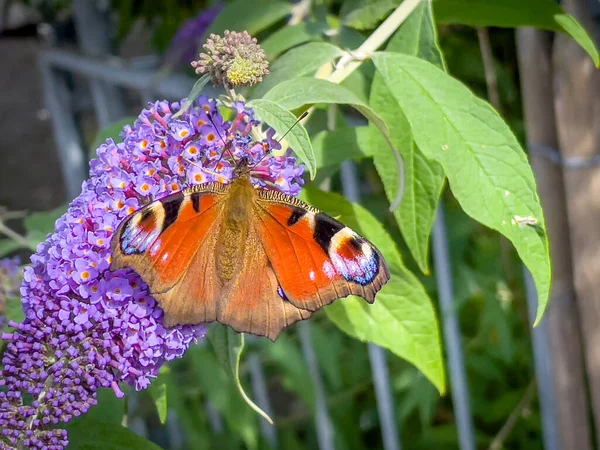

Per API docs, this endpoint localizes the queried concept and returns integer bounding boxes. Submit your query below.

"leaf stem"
[327,0,424,84]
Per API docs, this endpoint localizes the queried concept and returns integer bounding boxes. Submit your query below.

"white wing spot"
[309,270,316,281]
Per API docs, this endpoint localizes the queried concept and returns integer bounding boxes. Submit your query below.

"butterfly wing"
[253,190,390,313]
[110,183,227,325]
[216,227,312,340]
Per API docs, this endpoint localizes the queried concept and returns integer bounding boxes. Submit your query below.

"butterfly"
[111,146,390,340]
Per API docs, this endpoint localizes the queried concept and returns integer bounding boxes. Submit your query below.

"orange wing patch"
[255,194,390,313]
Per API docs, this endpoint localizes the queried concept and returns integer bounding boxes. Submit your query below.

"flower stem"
[327,0,424,84]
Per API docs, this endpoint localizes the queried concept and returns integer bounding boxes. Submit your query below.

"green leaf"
[433,0,600,67]
[84,388,126,425]
[372,52,551,324]
[301,187,445,393]
[208,326,274,425]
[254,42,343,98]
[5,295,24,324]
[312,127,371,169]
[91,117,136,156]
[149,378,168,424]
[0,239,20,258]
[262,78,402,189]
[369,0,446,273]
[67,422,162,450]
[261,22,328,60]
[189,345,259,449]
[342,0,399,30]
[24,204,68,246]
[206,0,292,39]
[248,99,316,179]
[265,334,316,407]
[172,74,211,119]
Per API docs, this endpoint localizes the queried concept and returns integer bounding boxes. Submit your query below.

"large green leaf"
[261,22,328,60]
[301,187,445,393]
[372,52,551,324]
[369,0,446,274]
[312,127,371,169]
[433,0,600,67]
[208,326,274,424]
[67,422,162,450]
[248,99,316,178]
[254,42,343,98]
[262,78,402,190]
[205,0,292,39]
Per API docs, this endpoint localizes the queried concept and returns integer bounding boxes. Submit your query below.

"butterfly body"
[111,160,390,340]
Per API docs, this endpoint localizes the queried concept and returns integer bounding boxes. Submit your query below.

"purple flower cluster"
[0,97,305,449]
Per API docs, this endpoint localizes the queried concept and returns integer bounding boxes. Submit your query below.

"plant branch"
[327,0,424,84]
[0,222,35,251]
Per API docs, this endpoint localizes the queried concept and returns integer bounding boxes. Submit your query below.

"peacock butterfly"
[111,134,390,340]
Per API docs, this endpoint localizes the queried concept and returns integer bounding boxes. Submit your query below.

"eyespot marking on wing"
[329,230,380,286]
[120,209,162,255]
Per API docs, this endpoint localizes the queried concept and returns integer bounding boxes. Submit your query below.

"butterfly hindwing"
[254,190,390,313]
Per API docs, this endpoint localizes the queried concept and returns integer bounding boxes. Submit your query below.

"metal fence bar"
[340,160,402,450]
[298,322,335,450]
[72,0,127,127]
[40,49,197,100]
[523,268,559,450]
[432,206,476,450]
[39,60,87,199]
[248,352,279,448]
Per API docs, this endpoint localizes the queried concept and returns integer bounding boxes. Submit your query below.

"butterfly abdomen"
[216,176,255,282]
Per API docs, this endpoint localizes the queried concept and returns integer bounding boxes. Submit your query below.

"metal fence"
[38,2,557,449]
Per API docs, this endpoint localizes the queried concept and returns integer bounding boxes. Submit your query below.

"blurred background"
[0,0,599,449]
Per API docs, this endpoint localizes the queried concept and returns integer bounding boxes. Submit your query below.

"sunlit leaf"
[372,52,551,324]
[248,99,316,179]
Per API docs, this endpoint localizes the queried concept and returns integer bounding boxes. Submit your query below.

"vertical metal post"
[340,160,402,450]
[248,352,278,448]
[72,0,127,127]
[523,268,559,450]
[432,207,475,450]
[40,60,87,198]
[298,322,335,450]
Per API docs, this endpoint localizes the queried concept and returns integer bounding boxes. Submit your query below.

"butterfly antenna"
[277,111,308,143]
[252,111,309,169]
[207,111,236,162]
[182,156,226,180]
